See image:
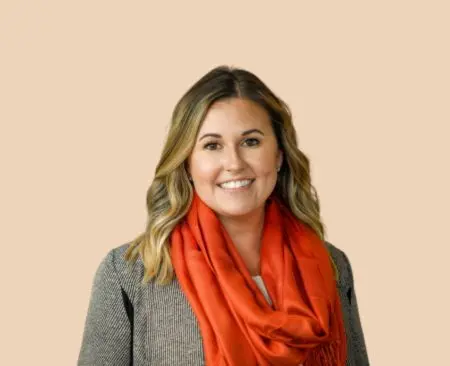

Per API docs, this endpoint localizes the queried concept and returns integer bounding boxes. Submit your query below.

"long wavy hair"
[124,65,337,285]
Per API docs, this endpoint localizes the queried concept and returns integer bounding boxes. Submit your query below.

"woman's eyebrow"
[198,128,264,142]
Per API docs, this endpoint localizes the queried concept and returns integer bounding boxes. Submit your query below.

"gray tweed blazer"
[78,241,370,365]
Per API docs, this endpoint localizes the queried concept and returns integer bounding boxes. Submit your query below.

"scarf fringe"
[304,341,340,366]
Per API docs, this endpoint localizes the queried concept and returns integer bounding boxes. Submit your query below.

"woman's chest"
[134,278,352,366]
[140,280,206,365]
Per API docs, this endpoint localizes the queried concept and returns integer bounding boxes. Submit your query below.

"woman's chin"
[215,203,260,219]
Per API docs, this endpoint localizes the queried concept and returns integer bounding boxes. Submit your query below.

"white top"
[251,275,273,306]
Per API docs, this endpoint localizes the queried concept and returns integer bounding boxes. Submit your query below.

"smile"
[217,179,255,190]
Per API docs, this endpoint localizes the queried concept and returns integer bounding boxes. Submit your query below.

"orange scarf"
[170,192,347,366]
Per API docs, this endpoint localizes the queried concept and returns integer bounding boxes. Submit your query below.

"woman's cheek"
[195,158,220,180]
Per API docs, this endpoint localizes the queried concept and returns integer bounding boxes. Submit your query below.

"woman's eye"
[203,142,219,150]
[243,138,260,147]
[203,138,259,150]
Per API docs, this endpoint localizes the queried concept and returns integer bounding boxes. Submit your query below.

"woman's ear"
[277,150,283,171]
[185,161,192,181]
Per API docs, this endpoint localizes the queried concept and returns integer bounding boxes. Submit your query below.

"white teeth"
[219,179,252,189]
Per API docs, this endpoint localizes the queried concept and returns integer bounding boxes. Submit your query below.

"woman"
[78,66,369,365]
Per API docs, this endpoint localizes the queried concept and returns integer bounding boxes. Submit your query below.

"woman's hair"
[124,65,337,285]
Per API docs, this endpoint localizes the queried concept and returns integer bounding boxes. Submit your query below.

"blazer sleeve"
[77,249,132,366]
[341,250,370,365]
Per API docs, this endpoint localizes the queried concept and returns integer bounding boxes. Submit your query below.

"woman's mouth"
[217,179,255,191]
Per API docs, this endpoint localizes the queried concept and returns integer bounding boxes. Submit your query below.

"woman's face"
[187,98,283,219]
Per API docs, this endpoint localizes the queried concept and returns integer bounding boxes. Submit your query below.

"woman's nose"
[222,147,245,171]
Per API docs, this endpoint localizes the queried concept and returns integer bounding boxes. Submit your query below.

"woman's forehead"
[198,99,271,134]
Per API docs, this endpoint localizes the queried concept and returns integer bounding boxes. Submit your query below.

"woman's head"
[187,97,282,219]
[125,65,326,284]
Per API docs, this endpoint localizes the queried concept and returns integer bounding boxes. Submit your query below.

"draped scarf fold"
[170,192,347,365]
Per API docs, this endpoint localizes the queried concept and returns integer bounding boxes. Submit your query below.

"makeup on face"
[187,98,282,219]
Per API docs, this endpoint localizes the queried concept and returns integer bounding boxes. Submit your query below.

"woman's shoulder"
[97,241,355,292]
[324,240,354,288]
[100,242,140,271]
[95,242,146,299]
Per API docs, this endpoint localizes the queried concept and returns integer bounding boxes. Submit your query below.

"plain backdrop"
[1,1,449,365]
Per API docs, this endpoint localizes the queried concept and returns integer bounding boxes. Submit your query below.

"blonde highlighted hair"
[124,65,337,285]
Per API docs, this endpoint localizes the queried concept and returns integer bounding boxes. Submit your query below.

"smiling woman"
[186,98,283,276]
[78,65,370,366]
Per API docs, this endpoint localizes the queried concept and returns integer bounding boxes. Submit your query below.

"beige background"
[1,1,449,365]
